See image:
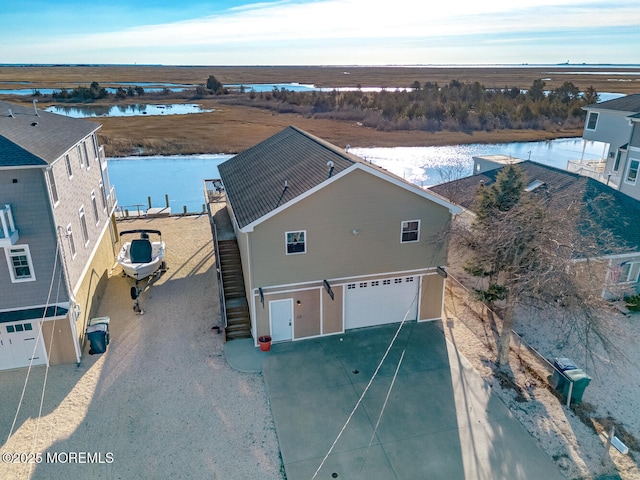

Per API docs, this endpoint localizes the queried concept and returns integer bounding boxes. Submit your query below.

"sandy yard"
[0,215,282,480]
[1,213,639,480]
[444,274,640,480]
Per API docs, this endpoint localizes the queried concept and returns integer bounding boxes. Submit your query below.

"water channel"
[108,138,606,213]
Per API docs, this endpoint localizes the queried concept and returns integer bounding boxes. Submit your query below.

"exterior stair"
[217,239,252,340]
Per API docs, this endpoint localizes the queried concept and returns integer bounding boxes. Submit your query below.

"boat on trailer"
[117,229,166,280]
[117,229,166,313]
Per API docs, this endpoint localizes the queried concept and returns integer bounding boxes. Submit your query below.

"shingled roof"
[0,100,100,167]
[583,94,640,113]
[429,161,640,253]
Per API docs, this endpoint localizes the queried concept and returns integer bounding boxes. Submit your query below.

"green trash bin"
[562,369,591,404]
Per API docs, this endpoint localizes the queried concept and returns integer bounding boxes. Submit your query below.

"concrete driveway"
[263,321,564,480]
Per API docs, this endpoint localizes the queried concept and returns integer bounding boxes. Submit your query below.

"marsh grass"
[1,65,618,156]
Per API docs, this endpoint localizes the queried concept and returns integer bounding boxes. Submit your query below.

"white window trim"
[99,180,107,211]
[285,230,306,255]
[79,206,89,247]
[400,220,421,244]
[5,244,36,283]
[91,191,100,225]
[624,158,640,185]
[586,111,599,131]
[66,224,77,259]
[83,141,90,170]
[64,154,73,179]
[616,261,640,284]
[77,145,85,168]
[46,168,59,207]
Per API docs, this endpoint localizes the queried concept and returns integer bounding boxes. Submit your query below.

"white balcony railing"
[0,204,19,247]
[566,159,620,189]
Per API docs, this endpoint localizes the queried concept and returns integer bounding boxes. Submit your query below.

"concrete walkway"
[260,321,565,480]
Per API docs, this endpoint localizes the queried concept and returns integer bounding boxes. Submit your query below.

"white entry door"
[0,321,47,370]
[345,276,419,330]
[269,299,293,342]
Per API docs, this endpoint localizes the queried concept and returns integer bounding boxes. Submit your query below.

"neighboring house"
[0,100,118,370]
[217,126,460,344]
[429,158,640,300]
[570,94,640,194]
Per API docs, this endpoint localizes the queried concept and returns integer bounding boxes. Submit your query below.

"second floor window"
[286,231,306,254]
[401,220,420,243]
[65,154,73,178]
[5,245,36,283]
[586,112,599,130]
[91,191,100,225]
[626,159,639,184]
[46,168,59,205]
[79,207,89,246]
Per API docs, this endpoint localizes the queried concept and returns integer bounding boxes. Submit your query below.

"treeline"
[220,79,599,133]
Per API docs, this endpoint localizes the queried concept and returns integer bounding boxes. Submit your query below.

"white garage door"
[0,321,47,370]
[344,276,419,330]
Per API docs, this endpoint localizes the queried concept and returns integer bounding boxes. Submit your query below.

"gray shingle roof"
[429,161,640,253]
[219,126,361,229]
[584,94,640,113]
[0,100,100,167]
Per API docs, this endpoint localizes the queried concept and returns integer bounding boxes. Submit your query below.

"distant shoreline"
[1,64,635,156]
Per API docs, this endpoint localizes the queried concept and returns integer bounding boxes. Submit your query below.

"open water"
[108,138,607,213]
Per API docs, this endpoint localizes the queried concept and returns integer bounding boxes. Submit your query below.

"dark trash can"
[550,357,577,391]
[562,369,591,404]
[86,316,110,354]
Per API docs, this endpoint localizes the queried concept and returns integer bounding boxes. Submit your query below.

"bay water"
[107,138,606,213]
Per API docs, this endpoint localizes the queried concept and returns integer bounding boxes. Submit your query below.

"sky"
[1,0,639,65]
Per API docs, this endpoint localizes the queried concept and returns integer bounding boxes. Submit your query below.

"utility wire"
[311,288,419,480]
[7,242,61,442]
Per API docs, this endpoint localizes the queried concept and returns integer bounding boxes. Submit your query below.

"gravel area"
[3,213,638,480]
[0,215,283,480]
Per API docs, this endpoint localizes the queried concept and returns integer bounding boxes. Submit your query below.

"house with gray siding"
[218,126,460,346]
[430,159,640,300]
[570,94,640,196]
[0,100,117,370]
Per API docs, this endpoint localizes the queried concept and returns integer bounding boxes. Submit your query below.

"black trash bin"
[550,357,577,391]
[562,369,591,404]
[86,317,110,354]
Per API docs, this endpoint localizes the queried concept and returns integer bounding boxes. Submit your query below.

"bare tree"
[451,164,622,368]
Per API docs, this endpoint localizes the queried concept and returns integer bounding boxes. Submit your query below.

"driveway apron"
[262,321,564,480]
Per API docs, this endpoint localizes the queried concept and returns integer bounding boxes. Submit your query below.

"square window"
[383,279,391,285]
[586,112,598,130]
[15,324,24,332]
[371,281,379,286]
[359,282,367,288]
[5,245,36,283]
[401,220,420,243]
[24,323,33,331]
[286,231,306,254]
[6,325,15,333]
[394,278,402,284]
[347,283,356,289]
[406,277,414,282]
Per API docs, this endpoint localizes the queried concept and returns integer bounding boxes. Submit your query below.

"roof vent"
[327,161,335,179]
[33,99,39,116]
[31,122,39,127]
[8,109,14,118]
